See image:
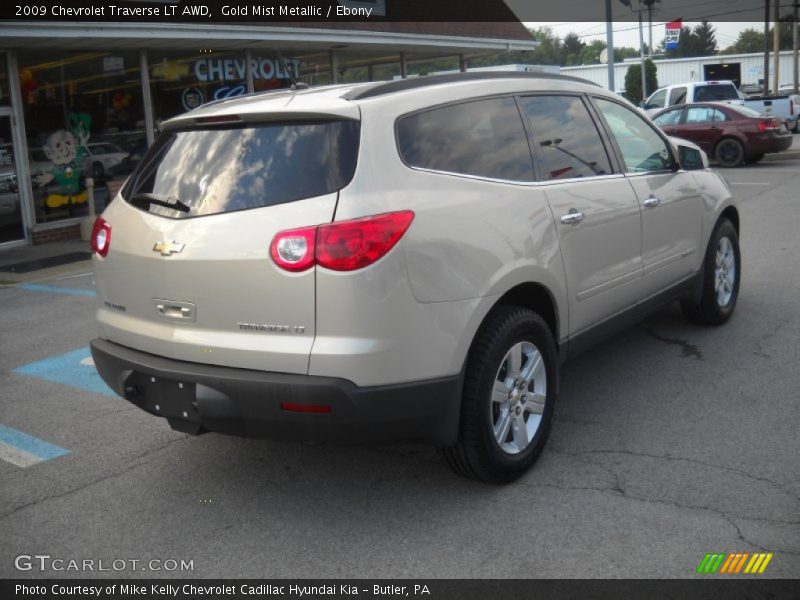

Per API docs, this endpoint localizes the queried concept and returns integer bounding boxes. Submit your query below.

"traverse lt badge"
[153,240,185,256]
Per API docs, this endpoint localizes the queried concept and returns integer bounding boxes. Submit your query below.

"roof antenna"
[275,47,307,91]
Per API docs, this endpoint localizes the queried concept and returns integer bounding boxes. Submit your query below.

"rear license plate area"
[123,372,198,421]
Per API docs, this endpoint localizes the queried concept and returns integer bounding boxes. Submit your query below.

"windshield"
[123,120,360,219]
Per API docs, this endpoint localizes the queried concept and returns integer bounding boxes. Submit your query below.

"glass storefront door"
[0,114,25,244]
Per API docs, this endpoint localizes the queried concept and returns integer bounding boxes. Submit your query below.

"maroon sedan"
[651,102,792,167]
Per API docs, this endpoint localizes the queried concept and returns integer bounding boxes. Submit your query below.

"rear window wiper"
[129,192,191,213]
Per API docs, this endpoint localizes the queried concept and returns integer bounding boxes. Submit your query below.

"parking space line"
[17,283,96,297]
[13,347,115,397]
[0,424,69,468]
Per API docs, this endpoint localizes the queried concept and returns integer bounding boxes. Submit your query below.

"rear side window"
[123,120,359,218]
[396,97,533,181]
[685,107,727,123]
[694,84,738,102]
[668,87,687,105]
[518,95,612,181]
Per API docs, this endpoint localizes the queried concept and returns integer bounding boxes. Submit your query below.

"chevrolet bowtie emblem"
[153,241,185,256]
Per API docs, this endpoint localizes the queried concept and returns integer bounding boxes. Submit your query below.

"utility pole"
[794,0,798,94]
[773,0,780,94]
[605,0,616,92]
[648,1,653,57]
[764,0,771,94]
[639,5,647,100]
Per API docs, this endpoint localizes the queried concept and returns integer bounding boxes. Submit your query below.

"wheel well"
[493,283,558,342]
[714,135,745,155]
[720,205,740,235]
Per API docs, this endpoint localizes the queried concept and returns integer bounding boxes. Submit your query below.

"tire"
[440,306,558,484]
[92,162,105,181]
[744,153,764,165]
[681,218,741,325]
[714,138,745,168]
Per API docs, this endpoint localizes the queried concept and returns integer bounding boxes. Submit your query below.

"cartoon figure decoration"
[35,112,92,210]
[68,112,92,162]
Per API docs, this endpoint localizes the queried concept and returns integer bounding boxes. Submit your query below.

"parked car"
[652,102,792,166]
[83,142,128,180]
[91,72,741,483]
[106,141,147,178]
[641,80,741,116]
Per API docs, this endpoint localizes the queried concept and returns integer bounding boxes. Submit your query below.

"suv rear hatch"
[94,117,359,374]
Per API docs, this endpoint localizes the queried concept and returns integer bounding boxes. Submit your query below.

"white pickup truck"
[642,80,798,132]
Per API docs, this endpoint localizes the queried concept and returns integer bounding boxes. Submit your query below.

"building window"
[18,51,146,225]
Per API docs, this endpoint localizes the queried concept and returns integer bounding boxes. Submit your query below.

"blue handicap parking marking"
[0,423,70,467]
[18,283,96,297]
[13,346,115,397]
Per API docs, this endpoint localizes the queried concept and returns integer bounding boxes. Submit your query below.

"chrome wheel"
[491,341,547,455]
[714,236,736,307]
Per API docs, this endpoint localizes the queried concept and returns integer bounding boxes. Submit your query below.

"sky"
[533,21,764,51]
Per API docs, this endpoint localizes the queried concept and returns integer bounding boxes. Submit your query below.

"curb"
[763,150,800,162]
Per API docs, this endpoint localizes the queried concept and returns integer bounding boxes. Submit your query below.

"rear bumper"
[90,338,461,446]
[749,133,793,154]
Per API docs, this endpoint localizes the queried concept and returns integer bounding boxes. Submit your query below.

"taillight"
[269,211,415,273]
[317,211,415,271]
[269,225,316,272]
[90,217,111,257]
[757,119,780,132]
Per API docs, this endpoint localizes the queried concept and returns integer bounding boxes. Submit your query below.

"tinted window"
[396,97,533,181]
[518,96,611,181]
[653,109,684,126]
[685,107,727,123]
[668,87,687,105]
[647,89,667,109]
[124,120,359,219]
[694,84,738,102]
[594,98,672,173]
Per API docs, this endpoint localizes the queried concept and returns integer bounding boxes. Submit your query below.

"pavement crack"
[548,447,789,490]
[641,327,704,360]
[0,435,188,521]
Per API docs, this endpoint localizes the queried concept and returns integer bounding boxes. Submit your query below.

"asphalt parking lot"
[1,159,799,580]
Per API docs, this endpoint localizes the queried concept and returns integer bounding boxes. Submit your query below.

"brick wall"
[32,224,81,245]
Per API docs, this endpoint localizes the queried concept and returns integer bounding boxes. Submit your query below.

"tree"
[614,46,641,62]
[723,28,763,54]
[693,20,718,56]
[561,32,586,66]
[624,59,658,103]
[659,21,717,58]
[721,20,795,55]
[578,40,607,65]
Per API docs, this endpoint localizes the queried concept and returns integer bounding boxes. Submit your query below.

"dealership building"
[0,16,536,249]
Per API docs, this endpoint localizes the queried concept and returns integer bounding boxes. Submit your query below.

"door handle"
[643,196,661,208]
[560,209,584,225]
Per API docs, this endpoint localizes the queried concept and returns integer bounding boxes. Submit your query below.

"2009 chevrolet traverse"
[91,73,740,483]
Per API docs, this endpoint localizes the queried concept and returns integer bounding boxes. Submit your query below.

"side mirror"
[639,101,648,109]
[677,144,707,171]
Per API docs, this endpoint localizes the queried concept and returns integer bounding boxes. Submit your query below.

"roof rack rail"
[342,71,600,101]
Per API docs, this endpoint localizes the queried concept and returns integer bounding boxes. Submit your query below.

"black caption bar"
[2,580,800,600]
[0,0,778,23]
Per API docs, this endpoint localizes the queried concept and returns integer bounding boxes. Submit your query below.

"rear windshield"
[694,84,739,102]
[123,120,359,218]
